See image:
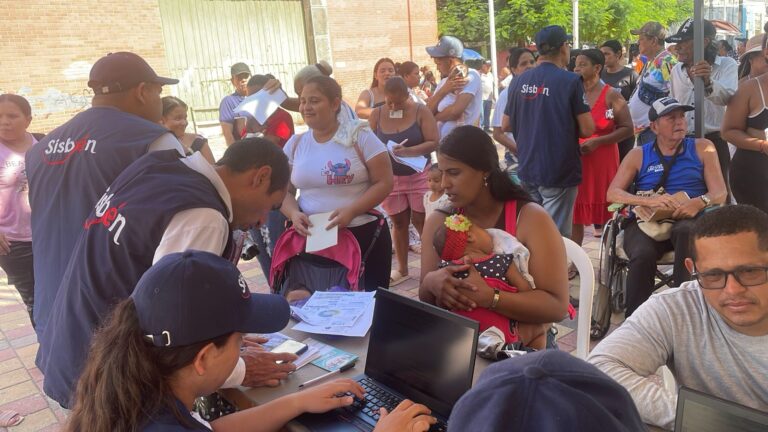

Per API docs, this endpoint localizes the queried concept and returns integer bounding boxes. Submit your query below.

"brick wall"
[2,0,437,133]
[1,0,169,133]
[324,0,438,108]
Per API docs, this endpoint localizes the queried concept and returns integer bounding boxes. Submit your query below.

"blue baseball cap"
[448,350,646,432]
[535,25,572,53]
[131,250,289,347]
[426,36,464,58]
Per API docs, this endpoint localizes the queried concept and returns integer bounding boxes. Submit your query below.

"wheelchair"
[591,205,675,339]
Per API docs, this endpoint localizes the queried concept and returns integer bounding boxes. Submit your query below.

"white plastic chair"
[563,237,595,359]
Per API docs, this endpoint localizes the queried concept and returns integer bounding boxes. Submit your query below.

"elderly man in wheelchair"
[601,98,727,326]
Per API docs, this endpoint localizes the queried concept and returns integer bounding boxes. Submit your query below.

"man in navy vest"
[37,138,295,408]
[26,52,184,337]
[502,25,595,238]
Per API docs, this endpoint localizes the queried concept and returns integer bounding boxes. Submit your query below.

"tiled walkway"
[0,230,616,431]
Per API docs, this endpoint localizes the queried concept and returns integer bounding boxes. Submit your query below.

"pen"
[298,361,356,389]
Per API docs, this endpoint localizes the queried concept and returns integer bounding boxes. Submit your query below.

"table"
[223,324,491,407]
[220,324,668,431]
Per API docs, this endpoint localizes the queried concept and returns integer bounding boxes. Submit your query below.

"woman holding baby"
[419,125,570,350]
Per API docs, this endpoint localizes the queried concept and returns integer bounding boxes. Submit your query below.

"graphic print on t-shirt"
[322,159,355,185]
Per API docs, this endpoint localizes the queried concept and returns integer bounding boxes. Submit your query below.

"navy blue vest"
[36,150,231,407]
[26,107,170,335]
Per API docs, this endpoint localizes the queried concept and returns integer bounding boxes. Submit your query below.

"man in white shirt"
[667,18,738,193]
[480,60,495,132]
[425,36,483,139]
[589,205,768,430]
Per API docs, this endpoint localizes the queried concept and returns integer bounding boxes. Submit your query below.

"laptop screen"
[675,387,768,432]
[365,289,479,418]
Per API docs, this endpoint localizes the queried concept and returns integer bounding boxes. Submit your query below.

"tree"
[437,0,694,48]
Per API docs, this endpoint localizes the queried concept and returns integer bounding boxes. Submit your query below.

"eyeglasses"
[691,266,768,290]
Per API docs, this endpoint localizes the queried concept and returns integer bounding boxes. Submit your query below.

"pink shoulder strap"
[504,200,518,236]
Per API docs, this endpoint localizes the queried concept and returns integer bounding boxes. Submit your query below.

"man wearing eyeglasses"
[588,205,768,430]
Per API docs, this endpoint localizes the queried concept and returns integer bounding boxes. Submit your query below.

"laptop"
[296,288,480,431]
[675,386,768,432]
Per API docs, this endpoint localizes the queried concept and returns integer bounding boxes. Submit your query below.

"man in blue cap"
[26,52,185,338]
[448,350,646,431]
[503,25,595,238]
[425,35,484,139]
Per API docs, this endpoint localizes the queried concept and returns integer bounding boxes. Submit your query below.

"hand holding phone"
[271,340,308,361]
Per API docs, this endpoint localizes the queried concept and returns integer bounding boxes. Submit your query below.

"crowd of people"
[0,16,766,432]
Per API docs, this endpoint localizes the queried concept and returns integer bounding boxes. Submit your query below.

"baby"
[434,213,546,350]
[423,164,450,217]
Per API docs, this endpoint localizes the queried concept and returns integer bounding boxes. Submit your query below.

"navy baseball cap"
[131,250,289,347]
[448,350,646,432]
[88,52,178,95]
[648,96,694,122]
[535,25,572,53]
[426,36,464,58]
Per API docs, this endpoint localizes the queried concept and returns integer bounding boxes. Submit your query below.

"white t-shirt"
[481,71,495,100]
[492,86,515,143]
[423,191,450,217]
[434,68,483,139]
[284,129,387,227]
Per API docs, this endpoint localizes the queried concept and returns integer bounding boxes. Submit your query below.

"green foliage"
[436,0,694,48]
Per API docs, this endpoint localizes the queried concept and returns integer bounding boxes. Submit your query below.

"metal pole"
[488,0,499,101]
[573,0,579,49]
[694,0,704,137]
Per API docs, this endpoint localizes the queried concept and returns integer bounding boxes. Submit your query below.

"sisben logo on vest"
[84,188,127,245]
[521,84,550,100]
[43,134,98,165]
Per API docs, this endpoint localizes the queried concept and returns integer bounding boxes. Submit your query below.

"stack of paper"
[387,140,428,173]
[292,291,376,337]
[234,88,288,125]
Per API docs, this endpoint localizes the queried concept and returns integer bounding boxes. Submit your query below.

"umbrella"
[462,49,484,61]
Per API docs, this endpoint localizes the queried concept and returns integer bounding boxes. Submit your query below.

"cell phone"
[271,339,308,357]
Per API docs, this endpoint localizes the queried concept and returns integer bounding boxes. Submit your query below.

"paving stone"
[0,310,28,324]
[14,344,39,369]
[4,324,35,340]
[0,393,49,416]
[0,357,23,375]
[0,380,39,406]
[0,368,31,390]
[10,334,38,349]
[0,347,17,362]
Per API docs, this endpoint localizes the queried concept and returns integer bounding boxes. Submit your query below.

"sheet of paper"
[297,291,375,327]
[293,299,375,337]
[306,212,338,252]
[234,88,288,125]
[253,332,319,370]
[386,140,428,173]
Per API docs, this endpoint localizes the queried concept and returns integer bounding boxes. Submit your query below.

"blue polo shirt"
[219,92,245,124]
[505,62,591,188]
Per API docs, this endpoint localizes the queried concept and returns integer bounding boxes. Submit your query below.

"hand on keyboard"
[298,379,365,414]
[372,399,437,432]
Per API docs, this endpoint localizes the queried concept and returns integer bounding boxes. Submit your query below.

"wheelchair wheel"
[597,219,617,287]
[610,264,628,314]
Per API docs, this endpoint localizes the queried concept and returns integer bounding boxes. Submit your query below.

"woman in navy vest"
[65,251,434,432]
[605,97,726,320]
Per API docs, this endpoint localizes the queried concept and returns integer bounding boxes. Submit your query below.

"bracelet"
[489,289,501,310]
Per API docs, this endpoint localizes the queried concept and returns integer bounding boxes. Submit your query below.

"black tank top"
[374,105,428,176]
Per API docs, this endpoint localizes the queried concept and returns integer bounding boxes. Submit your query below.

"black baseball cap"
[448,350,646,432]
[535,26,572,53]
[666,18,717,43]
[88,52,178,95]
[648,96,694,122]
[131,250,290,347]
[231,62,252,77]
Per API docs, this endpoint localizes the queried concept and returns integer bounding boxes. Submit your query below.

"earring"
[483,177,489,187]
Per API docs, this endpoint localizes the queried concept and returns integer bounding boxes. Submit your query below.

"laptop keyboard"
[344,377,448,432]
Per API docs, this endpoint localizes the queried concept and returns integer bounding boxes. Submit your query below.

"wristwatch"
[489,289,501,310]
[699,194,712,208]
